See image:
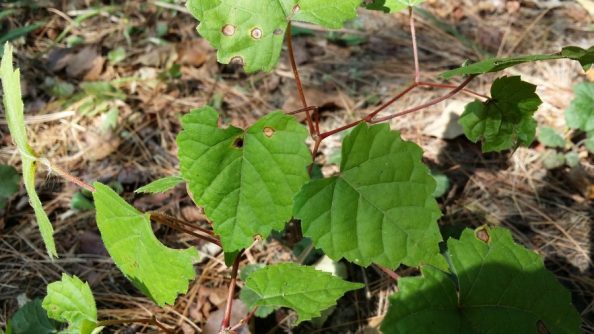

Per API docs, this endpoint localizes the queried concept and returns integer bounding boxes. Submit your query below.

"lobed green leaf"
[565,82,594,134]
[459,76,542,152]
[92,182,199,306]
[187,0,361,72]
[1,43,57,258]
[240,263,363,323]
[441,46,594,79]
[537,127,565,148]
[135,176,184,194]
[294,122,445,269]
[177,107,311,252]
[381,226,582,334]
[42,274,99,334]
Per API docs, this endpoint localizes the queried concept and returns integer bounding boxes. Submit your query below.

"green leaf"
[240,263,363,324]
[542,150,566,170]
[565,151,580,167]
[0,164,19,211]
[430,171,450,198]
[537,126,565,148]
[294,122,445,269]
[70,192,95,211]
[565,82,594,134]
[134,176,184,194]
[8,299,58,334]
[441,46,594,79]
[381,226,582,334]
[107,47,126,65]
[239,264,277,318]
[92,182,199,306]
[187,0,361,72]
[1,43,57,258]
[585,136,594,154]
[365,0,426,13]
[459,76,542,152]
[42,274,98,334]
[177,107,311,252]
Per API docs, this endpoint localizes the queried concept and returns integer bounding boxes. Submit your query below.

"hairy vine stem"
[149,212,221,246]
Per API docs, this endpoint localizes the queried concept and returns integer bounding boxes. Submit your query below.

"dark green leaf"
[0,164,19,211]
[8,299,57,334]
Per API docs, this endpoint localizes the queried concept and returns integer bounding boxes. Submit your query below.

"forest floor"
[0,0,593,333]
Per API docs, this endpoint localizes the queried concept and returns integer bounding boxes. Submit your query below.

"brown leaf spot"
[475,227,491,243]
[251,27,263,39]
[536,320,551,334]
[230,56,244,65]
[292,4,301,13]
[263,127,275,138]
[222,24,236,36]
[273,28,284,35]
[233,137,244,148]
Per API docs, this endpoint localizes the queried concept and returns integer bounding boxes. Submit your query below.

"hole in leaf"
[222,24,235,36]
[233,137,244,148]
[251,27,263,39]
[475,227,490,243]
[263,127,275,138]
[230,56,244,65]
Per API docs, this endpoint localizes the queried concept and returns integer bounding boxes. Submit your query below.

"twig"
[228,307,258,332]
[409,6,421,83]
[417,81,489,99]
[39,158,95,192]
[150,212,222,247]
[374,264,400,281]
[220,251,243,331]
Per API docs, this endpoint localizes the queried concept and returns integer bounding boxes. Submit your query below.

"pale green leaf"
[586,136,594,154]
[565,82,594,134]
[42,274,97,334]
[107,47,126,65]
[177,107,311,252]
[565,151,580,167]
[135,176,184,194]
[537,127,565,148]
[441,46,594,79]
[1,43,57,258]
[0,164,19,211]
[187,0,360,72]
[8,299,58,334]
[430,171,450,198]
[381,226,581,334]
[294,122,445,269]
[92,182,199,306]
[459,76,542,152]
[542,150,566,170]
[240,263,363,324]
[366,0,426,12]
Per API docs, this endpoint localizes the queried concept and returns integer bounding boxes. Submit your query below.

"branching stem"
[150,212,221,247]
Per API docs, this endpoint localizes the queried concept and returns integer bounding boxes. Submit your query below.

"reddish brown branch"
[150,212,221,246]
[220,251,243,331]
[417,81,489,99]
[41,158,95,192]
[228,307,258,332]
[374,264,400,281]
[98,317,172,333]
[365,82,419,122]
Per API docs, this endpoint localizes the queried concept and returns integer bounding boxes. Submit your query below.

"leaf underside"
[1,43,57,258]
[42,274,98,334]
[186,0,361,72]
[441,46,594,79]
[294,122,445,269]
[92,182,199,306]
[381,227,582,334]
[177,107,311,252]
[459,76,542,153]
[240,263,363,324]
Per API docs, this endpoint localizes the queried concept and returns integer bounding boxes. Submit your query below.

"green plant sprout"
[2,0,592,332]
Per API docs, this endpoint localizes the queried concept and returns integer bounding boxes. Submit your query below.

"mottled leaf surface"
[442,46,594,79]
[240,263,363,323]
[42,274,98,334]
[1,43,57,258]
[459,76,542,152]
[294,123,444,269]
[187,0,360,72]
[93,182,199,306]
[177,107,311,252]
[382,227,581,334]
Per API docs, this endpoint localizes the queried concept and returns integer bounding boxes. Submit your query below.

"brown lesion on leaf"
[475,226,491,243]
[222,24,236,36]
[230,56,244,65]
[233,136,244,149]
[263,127,275,138]
[251,27,263,39]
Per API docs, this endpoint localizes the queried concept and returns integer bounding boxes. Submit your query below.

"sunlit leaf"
[294,122,445,269]
[441,46,594,79]
[187,0,361,72]
[92,182,199,306]
[240,263,363,324]
[135,176,184,194]
[459,76,542,152]
[1,43,57,258]
[42,274,100,334]
[177,107,311,252]
[382,226,582,334]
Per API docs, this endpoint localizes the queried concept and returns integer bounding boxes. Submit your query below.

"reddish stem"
[150,212,221,247]
[417,81,489,99]
[228,307,258,332]
[288,105,318,115]
[374,264,400,281]
[409,6,421,83]
[41,158,95,192]
[286,22,316,137]
[220,251,243,331]
[364,82,419,121]
[369,75,476,123]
